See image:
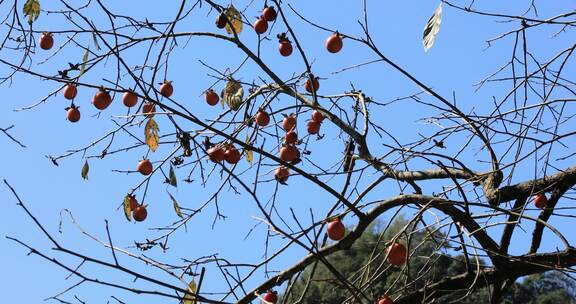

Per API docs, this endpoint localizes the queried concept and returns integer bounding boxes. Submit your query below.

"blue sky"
[1,1,575,303]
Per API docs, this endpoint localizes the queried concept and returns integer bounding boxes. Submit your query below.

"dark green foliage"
[502,272,576,304]
[284,217,576,304]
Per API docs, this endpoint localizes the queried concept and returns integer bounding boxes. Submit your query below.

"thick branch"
[498,166,576,204]
[376,165,476,182]
[395,248,576,303]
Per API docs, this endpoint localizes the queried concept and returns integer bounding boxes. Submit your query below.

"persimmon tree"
[2,0,576,303]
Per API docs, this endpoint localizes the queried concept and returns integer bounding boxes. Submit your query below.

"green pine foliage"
[283,217,576,303]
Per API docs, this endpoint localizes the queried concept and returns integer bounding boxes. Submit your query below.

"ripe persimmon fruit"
[208,146,226,163]
[304,76,319,93]
[255,110,270,127]
[205,89,219,106]
[92,88,112,110]
[378,295,394,304]
[137,159,153,176]
[279,145,298,162]
[284,130,298,144]
[122,90,138,107]
[66,106,80,123]
[142,102,156,117]
[325,32,343,53]
[327,219,345,241]
[262,290,278,304]
[307,120,321,135]
[133,205,148,222]
[224,145,241,164]
[160,81,173,98]
[534,194,548,209]
[274,166,289,183]
[387,242,407,266]
[63,84,77,100]
[261,6,277,22]
[311,110,325,123]
[282,114,296,132]
[253,17,268,34]
[39,32,54,50]
[129,194,139,210]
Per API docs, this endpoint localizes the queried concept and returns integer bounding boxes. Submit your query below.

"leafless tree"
[2,0,576,303]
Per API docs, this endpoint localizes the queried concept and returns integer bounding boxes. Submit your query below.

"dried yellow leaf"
[222,78,244,111]
[123,195,131,222]
[245,134,253,165]
[145,118,159,152]
[224,5,243,35]
[23,0,40,24]
[182,278,197,304]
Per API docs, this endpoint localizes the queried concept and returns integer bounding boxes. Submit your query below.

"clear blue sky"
[1,1,574,303]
